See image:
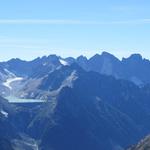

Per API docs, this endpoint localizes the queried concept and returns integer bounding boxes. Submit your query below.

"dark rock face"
[24,66,150,150]
[0,96,17,150]
[0,96,42,150]
[0,139,14,150]
[37,88,138,150]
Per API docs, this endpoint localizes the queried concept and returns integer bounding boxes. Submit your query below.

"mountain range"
[1,52,150,150]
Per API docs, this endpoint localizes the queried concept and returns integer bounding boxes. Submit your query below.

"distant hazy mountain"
[74,52,150,85]
[1,52,150,90]
[0,55,65,77]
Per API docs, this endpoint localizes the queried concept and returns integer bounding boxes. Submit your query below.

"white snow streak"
[1,110,8,117]
[3,77,23,90]
[59,59,69,66]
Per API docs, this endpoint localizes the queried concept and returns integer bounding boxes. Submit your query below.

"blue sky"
[0,0,150,60]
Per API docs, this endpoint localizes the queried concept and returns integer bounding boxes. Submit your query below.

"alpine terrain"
[1,52,150,150]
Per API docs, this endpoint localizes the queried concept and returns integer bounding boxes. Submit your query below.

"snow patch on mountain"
[3,77,23,90]
[43,62,48,66]
[1,110,8,117]
[6,96,45,103]
[59,59,69,66]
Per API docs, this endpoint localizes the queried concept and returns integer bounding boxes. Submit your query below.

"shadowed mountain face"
[22,65,150,150]
[34,88,139,150]
[0,96,42,150]
[0,96,17,150]
[0,139,14,150]
[0,96,18,138]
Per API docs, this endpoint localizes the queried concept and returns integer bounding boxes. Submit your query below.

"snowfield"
[6,96,45,103]
[3,77,23,90]
[59,59,69,66]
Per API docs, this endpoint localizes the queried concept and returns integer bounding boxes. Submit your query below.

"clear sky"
[0,0,150,60]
